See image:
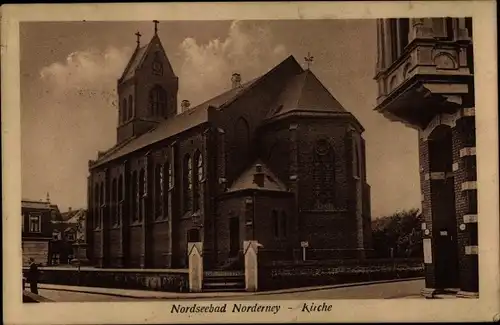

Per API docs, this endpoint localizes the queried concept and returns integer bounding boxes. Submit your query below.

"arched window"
[167,161,173,189]
[280,211,287,238]
[117,175,123,225]
[99,183,104,228]
[155,164,163,219]
[128,95,133,120]
[196,151,204,181]
[193,151,203,211]
[272,210,279,238]
[131,171,138,222]
[111,178,117,226]
[163,161,171,218]
[122,98,128,123]
[149,85,167,117]
[313,139,336,210]
[234,117,250,163]
[139,169,145,222]
[183,154,193,213]
[94,184,99,229]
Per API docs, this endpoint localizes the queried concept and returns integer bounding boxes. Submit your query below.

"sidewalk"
[32,277,424,300]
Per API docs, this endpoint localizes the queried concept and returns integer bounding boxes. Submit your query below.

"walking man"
[26,258,40,294]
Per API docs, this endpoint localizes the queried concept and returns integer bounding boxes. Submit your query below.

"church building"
[87,22,372,270]
[374,18,477,298]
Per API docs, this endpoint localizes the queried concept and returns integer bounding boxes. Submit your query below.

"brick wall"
[216,195,245,264]
[419,135,435,287]
[453,114,478,293]
[128,226,142,267]
[418,110,479,294]
[22,240,50,266]
[254,193,296,262]
[108,228,121,267]
[150,221,170,268]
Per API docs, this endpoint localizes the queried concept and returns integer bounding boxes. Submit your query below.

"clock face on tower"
[152,52,163,76]
[315,139,331,156]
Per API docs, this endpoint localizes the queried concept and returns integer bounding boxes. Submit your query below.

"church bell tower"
[116,20,179,144]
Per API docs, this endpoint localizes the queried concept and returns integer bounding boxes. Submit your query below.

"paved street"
[32,279,424,302]
[36,289,141,302]
[213,279,425,300]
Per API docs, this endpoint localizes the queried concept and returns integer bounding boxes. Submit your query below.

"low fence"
[258,258,424,291]
[22,267,189,292]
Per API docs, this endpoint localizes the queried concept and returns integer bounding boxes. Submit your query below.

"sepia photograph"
[2,1,499,324]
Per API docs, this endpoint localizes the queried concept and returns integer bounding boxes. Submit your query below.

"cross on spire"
[304,52,314,70]
[153,20,159,35]
[135,31,142,46]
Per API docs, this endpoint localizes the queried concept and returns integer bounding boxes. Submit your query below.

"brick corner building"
[374,18,478,298]
[86,22,372,270]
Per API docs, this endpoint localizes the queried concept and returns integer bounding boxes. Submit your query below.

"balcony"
[374,18,473,129]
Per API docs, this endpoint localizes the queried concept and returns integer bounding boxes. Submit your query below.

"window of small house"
[280,211,287,238]
[29,215,41,233]
[272,210,279,238]
[66,232,75,241]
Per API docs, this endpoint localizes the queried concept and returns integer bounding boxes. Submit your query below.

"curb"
[248,276,425,297]
[35,277,424,300]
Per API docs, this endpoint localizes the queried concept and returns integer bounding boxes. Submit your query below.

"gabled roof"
[93,77,259,167]
[228,161,288,193]
[119,34,176,83]
[92,56,301,168]
[61,209,85,223]
[120,45,148,82]
[266,69,347,118]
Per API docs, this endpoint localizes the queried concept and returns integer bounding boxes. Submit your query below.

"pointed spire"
[153,20,159,35]
[46,192,51,203]
[135,31,142,47]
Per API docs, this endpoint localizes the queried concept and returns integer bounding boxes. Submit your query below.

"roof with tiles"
[228,160,288,193]
[92,76,260,167]
[119,34,176,83]
[266,69,348,119]
[92,50,358,168]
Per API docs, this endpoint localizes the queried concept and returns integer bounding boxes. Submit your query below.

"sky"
[20,20,420,218]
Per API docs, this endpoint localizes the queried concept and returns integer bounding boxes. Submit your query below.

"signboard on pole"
[300,241,309,248]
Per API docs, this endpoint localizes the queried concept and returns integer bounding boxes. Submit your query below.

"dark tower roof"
[119,33,176,83]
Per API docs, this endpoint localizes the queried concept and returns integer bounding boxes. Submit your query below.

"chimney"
[181,100,191,112]
[68,207,72,212]
[231,73,242,88]
[253,164,265,187]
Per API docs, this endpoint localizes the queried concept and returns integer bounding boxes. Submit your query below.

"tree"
[372,209,423,258]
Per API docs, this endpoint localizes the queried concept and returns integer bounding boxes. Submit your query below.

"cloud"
[24,21,286,211]
[177,20,287,106]
[23,46,132,209]
[40,46,132,107]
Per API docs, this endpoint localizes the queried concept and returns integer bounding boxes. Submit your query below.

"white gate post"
[188,242,203,292]
[244,240,262,292]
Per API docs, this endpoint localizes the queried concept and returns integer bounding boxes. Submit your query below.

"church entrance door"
[229,217,240,257]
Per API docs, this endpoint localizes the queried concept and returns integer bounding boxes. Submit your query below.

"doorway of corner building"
[229,217,240,258]
[428,125,459,290]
